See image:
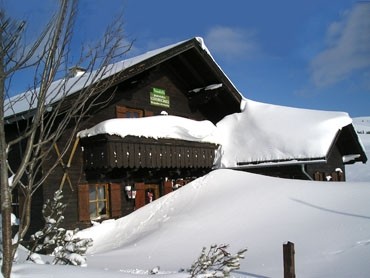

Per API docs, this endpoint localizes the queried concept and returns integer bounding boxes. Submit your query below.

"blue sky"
[3,0,370,117]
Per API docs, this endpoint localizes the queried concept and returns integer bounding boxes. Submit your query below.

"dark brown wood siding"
[134,182,146,210]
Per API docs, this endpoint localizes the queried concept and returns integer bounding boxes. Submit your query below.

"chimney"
[68,66,86,78]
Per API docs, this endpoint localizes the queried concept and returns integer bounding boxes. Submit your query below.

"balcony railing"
[81,134,217,169]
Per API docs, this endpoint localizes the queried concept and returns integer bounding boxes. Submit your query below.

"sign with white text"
[150,87,170,108]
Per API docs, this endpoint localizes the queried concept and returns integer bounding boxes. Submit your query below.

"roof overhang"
[235,157,327,169]
[234,123,367,169]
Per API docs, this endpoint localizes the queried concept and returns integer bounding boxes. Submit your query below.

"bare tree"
[0,1,131,276]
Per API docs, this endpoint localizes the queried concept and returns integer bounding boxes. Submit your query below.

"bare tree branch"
[0,1,131,276]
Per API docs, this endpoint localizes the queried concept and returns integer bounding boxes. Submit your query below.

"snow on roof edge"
[77,115,219,145]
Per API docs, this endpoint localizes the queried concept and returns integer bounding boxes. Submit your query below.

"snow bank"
[12,159,370,277]
[72,169,370,278]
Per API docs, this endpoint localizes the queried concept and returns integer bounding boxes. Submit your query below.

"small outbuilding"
[213,98,367,181]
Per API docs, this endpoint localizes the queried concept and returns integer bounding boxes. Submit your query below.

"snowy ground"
[11,117,370,278]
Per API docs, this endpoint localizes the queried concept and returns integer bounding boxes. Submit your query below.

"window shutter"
[163,180,173,195]
[116,106,126,118]
[134,182,145,210]
[144,110,154,117]
[78,184,90,222]
[109,183,122,218]
[116,105,144,118]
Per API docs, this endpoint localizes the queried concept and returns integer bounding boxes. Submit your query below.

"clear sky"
[3,0,370,117]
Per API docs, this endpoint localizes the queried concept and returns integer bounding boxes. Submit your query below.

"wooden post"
[283,241,295,278]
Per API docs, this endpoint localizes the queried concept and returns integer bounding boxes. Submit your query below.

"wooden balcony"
[80,134,218,169]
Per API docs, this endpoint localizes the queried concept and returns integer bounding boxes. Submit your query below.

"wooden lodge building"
[4,37,367,234]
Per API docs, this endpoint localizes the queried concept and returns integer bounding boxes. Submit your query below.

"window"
[89,184,109,220]
[116,106,143,118]
[78,183,121,222]
[134,183,160,210]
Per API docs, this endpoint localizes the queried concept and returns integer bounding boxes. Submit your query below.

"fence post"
[283,241,295,278]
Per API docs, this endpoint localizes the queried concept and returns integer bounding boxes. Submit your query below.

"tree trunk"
[0,65,13,278]
[0,188,13,278]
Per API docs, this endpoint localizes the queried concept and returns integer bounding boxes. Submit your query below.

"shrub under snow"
[28,190,93,266]
[189,244,247,277]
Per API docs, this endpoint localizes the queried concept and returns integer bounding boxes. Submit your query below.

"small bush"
[189,244,247,277]
[28,190,92,266]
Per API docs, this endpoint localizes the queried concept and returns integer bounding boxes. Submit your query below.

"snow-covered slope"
[12,113,370,278]
[352,117,370,134]
[13,168,370,278]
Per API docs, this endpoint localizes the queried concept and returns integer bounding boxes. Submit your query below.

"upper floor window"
[116,106,143,118]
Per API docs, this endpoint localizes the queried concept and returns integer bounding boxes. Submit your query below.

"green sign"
[150,87,170,108]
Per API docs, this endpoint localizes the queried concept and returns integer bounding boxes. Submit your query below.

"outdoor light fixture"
[125,185,136,199]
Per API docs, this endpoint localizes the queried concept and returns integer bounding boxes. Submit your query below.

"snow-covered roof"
[4,37,211,121]
[76,97,366,167]
[213,98,357,168]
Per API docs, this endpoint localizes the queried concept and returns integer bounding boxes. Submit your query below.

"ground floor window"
[78,183,122,222]
[89,184,109,220]
[144,184,159,204]
[134,183,160,210]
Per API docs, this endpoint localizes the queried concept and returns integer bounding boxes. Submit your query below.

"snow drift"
[12,119,370,277]
[70,169,370,278]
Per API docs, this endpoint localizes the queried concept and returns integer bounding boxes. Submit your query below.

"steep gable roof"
[4,37,242,124]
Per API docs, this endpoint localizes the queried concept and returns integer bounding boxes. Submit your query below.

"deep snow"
[80,170,370,278]
[12,117,370,277]
[13,169,370,278]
